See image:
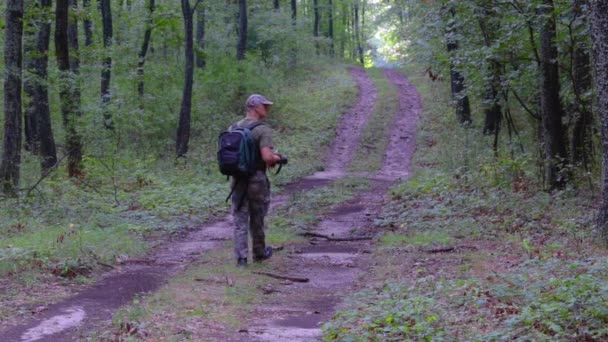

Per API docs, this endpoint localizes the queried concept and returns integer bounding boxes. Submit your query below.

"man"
[231,94,282,267]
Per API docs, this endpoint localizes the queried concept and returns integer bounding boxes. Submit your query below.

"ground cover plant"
[323,71,608,341]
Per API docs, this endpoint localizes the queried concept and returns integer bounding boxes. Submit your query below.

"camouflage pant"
[231,171,271,260]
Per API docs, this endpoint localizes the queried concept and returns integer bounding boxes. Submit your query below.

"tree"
[195,3,206,69]
[354,1,363,64]
[329,0,335,56]
[176,0,201,158]
[539,0,569,189]
[237,0,247,60]
[477,2,502,138]
[23,0,57,173]
[100,0,114,129]
[138,0,156,104]
[83,0,93,46]
[1,0,24,197]
[592,0,608,243]
[445,6,471,125]
[569,0,593,166]
[56,0,83,177]
[314,0,320,54]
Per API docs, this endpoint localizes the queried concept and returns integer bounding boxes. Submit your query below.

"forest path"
[0,67,420,341]
[230,68,420,341]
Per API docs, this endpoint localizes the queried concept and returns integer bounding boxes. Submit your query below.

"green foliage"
[324,281,446,341]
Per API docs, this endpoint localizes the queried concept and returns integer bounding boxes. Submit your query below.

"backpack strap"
[246,121,265,131]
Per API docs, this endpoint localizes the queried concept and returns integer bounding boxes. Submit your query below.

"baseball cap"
[246,94,273,108]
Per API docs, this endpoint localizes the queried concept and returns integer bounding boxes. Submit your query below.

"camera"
[277,154,288,165]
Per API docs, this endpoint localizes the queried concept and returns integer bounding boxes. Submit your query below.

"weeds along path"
[233,69,420,341]
[0,67,381,342]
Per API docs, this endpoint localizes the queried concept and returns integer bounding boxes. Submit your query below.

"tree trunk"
[68,0,81,72]
[82,0,93,46]
[570,0,593,166]
[176,0,194,158]
[329,0,334,57]
[195,3,206,69]
[56,0,83,177]
[24,0,41,154]
[236,0,247,60]
[291,0,296,21]
[445,7,471,125]
[24,0,57,173]
[478,5,502,136]
[1,0,24,197]
[354,2,363,64]
[274,0,279,10]
[539,0,568,189]
[591,0,608,243]
[138,0,156,105]
[313,0,320,54]
[100,0,114,129]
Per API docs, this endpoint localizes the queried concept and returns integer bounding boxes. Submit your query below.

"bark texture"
[478,5,502,136]
[100,0,114,128]
[195,3,206,69]
[56,0,83,177]
[591,0,608,243]
[138,0,156,104]
[236,0,247,60]
[24,0,57,173]
[313,0,320,54]
[570,0,593,166]
[1,0,24,196]
[329,0,334,57]
[445,7,471,125]
[176,0,195,158]
[354,2,363,64]
[83,0,93,46]
[539,0,569,189]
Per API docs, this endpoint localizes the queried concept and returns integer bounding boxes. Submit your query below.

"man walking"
[231,94,282,267]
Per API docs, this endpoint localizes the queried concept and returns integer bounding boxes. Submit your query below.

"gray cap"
[246,94,273,108]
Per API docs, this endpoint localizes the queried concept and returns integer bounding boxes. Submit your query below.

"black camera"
[277,154,288,165]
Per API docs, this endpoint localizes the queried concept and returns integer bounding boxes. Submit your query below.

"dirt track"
[0,67,421,342]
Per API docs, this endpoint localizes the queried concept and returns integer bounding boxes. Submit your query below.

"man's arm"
[261,147,282,167]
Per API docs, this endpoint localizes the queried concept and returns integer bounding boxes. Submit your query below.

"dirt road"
[0,67,420,342]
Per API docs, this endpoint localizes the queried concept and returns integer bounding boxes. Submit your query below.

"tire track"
[237,68,420,342]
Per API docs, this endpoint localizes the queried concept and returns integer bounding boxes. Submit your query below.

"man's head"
[246,94,273,119]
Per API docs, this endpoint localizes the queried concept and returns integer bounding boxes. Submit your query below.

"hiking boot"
[253,247,273,262]
[237,258,247,267]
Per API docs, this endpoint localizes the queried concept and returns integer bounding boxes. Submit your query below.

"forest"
[2,0,608,340]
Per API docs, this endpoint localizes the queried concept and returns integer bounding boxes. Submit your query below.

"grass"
[323,70,607,341]
[349,68,400,173]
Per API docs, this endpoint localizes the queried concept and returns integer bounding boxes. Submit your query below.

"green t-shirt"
[234,118,274,170]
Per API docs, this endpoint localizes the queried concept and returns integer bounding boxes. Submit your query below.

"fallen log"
[253,271,309,283]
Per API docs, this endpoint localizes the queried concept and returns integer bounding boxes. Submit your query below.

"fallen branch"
[252,271,309,283]
[97,261,115,269]
[298,232,373,242]
[423,247,455,253]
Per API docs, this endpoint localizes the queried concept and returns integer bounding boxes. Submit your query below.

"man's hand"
[261,147,282,167]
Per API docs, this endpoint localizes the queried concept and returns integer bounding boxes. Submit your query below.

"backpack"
[217,121,264,178]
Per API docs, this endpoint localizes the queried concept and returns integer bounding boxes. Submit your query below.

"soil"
[0,67,421,342]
